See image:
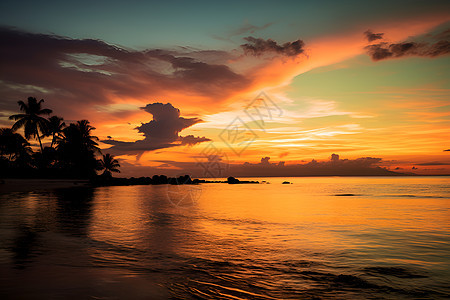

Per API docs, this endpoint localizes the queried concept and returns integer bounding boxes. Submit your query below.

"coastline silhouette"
[0,98,257,188]
[1,96,420,188]
[1,97,118,180]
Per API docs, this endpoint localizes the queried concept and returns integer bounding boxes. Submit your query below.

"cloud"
[0,27,251,120]
[229,154,405,176]
[102,103,210,155]
[433,28,450,40]
[278,151,289,158]
[416,161,450,165]
[364,30,384,42]
[365,28,450,61]
[241,36,305,56]
[230,22,273,37]
[212,21,273,43]
[144,154,405,178]
[180,135,210,145]
[444,149,450,151]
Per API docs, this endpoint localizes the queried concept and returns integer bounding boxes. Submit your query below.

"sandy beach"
[0,179,90,193]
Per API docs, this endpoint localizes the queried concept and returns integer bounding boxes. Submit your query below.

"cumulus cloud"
[102,103,210,155]
[230,154,402,176]
[241,36,305,56]
[364,30,384,42]
[148,154,404,178]
[365,28,450,61]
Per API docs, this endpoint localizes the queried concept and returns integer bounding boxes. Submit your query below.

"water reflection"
[54,187,94,236]
[11,224,39,269]
[0,177,449,299]
[3,188,94,270]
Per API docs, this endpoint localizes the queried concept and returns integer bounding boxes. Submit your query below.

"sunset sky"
[1,0,449,176]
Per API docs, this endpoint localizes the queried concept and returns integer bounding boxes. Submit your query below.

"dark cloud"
[364,30,384,42]
[241,36,305,57]
[433,29,450,40]
[365,28,450,61]
[0,27,251,119]
[233,154,392,177]
[102,103,210,155]
[117,154,430,178]
[417,162,450,166]
[235,154,406,176]
[141,154,406,178]
[180,135,210,145]
[444,149,450,152]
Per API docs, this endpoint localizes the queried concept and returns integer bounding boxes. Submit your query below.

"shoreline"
[1,174,448,193]
[0,179,90,193]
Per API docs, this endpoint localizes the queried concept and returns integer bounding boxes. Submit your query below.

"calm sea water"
[0,177,449,299]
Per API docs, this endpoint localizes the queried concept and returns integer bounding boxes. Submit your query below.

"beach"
[0,179,90,193]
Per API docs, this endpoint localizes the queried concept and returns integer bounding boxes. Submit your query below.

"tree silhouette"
[9,97,52,152]
[57,120,101,178]
[74,120,100,152]
[99,153,121,177]
[0,128,32,161]
[0,128,33,172]
[4,97,127,179]
[45,116,65,148]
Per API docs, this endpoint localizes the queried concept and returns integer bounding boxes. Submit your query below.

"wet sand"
[0,179,90,193]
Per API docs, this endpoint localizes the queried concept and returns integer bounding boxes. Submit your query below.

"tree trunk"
[36,127,44,153]
[50,133,55,148]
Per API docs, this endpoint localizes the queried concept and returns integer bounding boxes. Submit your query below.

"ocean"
[0,176,449,299]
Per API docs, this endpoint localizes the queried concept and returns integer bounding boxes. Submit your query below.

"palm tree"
[45,116,66,148]
[75,120,100,152]
[99,153,120,177]
[56,120,101,178]
[0,128,32,162]
[56,120,100,156]
[9,97,52,152]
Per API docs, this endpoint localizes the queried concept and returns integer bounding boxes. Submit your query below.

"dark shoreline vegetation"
[0,98,259,186]
[91,175,259,187]
[1,97,120,180]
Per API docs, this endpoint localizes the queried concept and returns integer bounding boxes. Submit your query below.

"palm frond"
[17,101,27,112]
[11,118,27,132]
[9,113,27,121]
[39,108,53,115]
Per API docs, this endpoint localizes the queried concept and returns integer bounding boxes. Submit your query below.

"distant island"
[91,175,259,187]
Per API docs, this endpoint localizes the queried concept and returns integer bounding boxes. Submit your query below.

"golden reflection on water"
[86,177,450,262]
[1,177,449,298]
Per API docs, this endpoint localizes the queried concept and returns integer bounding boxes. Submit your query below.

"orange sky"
[1,7,449,176]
